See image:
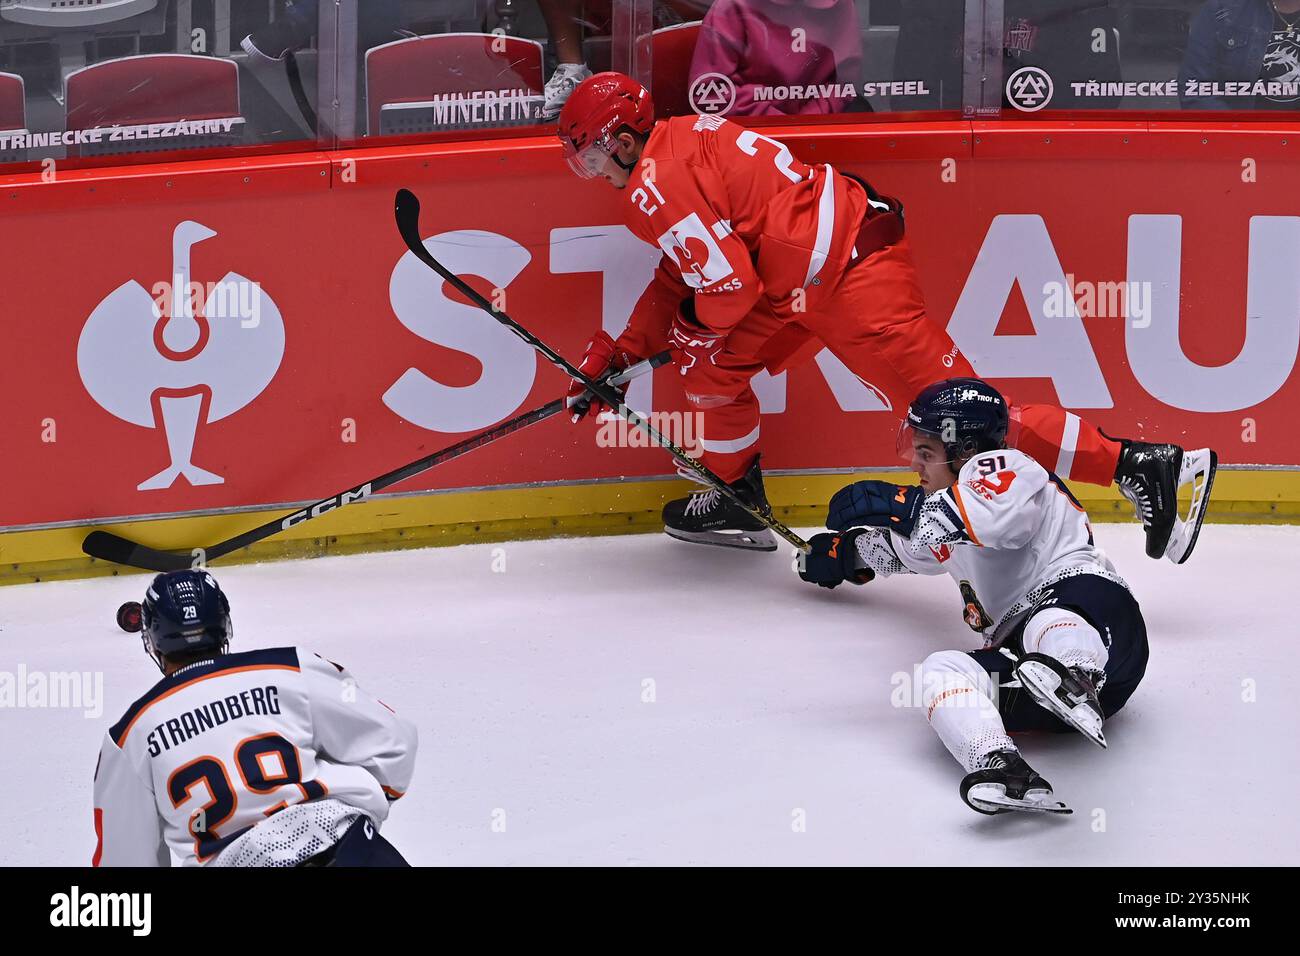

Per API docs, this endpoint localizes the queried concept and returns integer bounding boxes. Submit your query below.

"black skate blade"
[663,526,778,552]
[1168,449,1217,565]
[966,785,1073,815]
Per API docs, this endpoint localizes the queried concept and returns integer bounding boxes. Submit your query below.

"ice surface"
[1,523,1295,866]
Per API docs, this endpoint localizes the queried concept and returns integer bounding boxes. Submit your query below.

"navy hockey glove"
[798,530,875,589]
[826,481,925,536]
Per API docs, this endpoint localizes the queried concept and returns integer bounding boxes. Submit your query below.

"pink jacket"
[689,0,864,116]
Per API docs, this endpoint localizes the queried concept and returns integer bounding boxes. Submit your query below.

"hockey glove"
[826,481,925,536]
[798,530,876,589]
[567,331,638,422]
[668,297,724,376]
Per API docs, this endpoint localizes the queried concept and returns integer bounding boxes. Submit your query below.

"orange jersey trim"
[115,663,300,746]
[950,486,983,547]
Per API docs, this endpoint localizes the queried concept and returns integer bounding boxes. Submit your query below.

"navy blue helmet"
[140,570,232,672]
[899,378,1009,470]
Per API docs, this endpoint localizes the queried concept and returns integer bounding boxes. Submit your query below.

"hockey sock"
[1021,607,1108,677]
[920,650,1015,773]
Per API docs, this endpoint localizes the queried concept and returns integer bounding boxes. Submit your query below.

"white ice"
[1,523,1295,866]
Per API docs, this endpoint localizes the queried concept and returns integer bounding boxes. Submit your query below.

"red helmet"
[557,71,655,179]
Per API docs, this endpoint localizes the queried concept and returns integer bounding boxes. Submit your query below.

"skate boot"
[1113,439,1181,559]
[662,456,777,552]
[1013,652,1107,749]
[960,748,1071,816]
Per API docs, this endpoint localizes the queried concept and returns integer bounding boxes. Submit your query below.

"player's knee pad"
[1021,606,1108,672]
[920,649,997,713]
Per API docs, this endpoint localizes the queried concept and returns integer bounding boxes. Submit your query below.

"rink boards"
[3,119,1299,582]
[2,468,1297,584]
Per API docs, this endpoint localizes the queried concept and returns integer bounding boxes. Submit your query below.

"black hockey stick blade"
[83,530,196,572]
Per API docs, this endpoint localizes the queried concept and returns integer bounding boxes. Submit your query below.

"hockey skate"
[662,456,777,552]
[1163,448,1217,565]
[1113,439,1181,559]
[960,749,1071,815]
[1011,651,1107,749]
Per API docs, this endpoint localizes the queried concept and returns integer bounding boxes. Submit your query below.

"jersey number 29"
[167,733,326,862]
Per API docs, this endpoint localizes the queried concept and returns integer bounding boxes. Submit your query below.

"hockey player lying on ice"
[798,379,1148,815]
[557,72,1216,561]
[92,570,417,866]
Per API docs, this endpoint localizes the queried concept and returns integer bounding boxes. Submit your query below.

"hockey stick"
[81,353,670,572]
[393,188,810,553]
[283,51,318,136]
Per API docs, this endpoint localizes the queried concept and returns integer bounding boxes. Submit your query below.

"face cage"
[564,134,617,179]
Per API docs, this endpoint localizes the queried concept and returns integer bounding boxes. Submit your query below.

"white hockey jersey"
[92,647,417,867]
[853,449,1126,640]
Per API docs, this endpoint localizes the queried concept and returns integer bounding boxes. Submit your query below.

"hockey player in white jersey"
[797,379,1150,815]
[93,570,418,866]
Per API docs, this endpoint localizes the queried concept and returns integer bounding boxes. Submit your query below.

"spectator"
[538,0,594,118]
[1000,0,1123,110]
[689,0,865,116]
[538,0,685,118]
[1180,0,1300,109]
[891,0,1122,112]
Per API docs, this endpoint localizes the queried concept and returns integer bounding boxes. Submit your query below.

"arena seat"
[649,21,701,119]
[364,33,544,135]
[0,72,27,164]
[63,54,243,157]
[0,0,157,28]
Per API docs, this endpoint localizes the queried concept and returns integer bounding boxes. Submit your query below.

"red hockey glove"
[668,297,724,376]
[567,331,638,422]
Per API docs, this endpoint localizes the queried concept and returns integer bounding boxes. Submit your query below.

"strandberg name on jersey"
[145,684,282,757]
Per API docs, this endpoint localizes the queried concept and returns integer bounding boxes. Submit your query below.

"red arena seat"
[0,72,27,164]
[64,54,243,157]
[364,33,544,135]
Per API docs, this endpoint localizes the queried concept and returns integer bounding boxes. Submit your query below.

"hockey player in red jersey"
[92,570,417,867]
[556,72,1215,562]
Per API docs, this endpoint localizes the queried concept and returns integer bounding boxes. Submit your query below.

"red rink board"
[1,121,1297,529]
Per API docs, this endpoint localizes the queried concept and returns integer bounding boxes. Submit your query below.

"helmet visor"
[896,421,961,468]
[563,136,614,179]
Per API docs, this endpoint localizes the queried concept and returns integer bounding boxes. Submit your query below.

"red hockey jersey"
[617,113,871,356]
